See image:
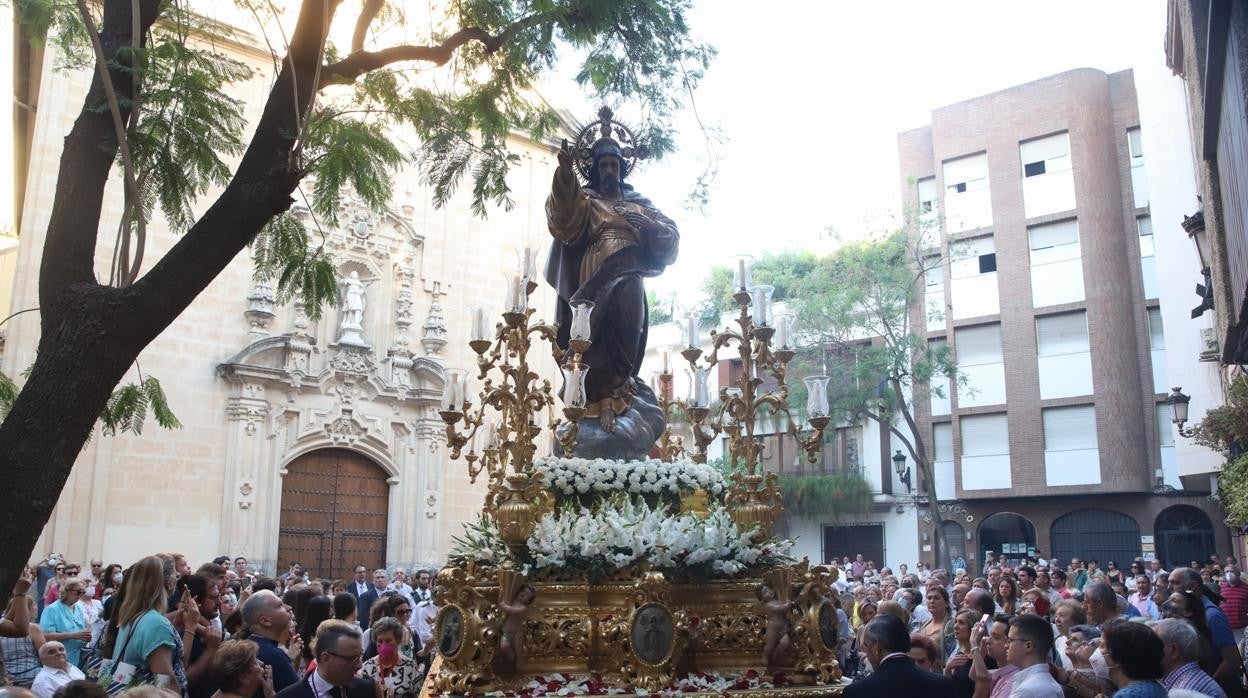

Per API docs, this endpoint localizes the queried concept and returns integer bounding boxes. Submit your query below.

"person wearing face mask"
[1218,565,1248,644]
[355,618,421,698]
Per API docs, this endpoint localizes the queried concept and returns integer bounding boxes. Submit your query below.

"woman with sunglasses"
[39,579,91,668]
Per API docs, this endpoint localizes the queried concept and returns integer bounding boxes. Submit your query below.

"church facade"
[3,17,562,577]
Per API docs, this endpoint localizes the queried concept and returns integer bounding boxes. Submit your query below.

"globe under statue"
[546,106,677,460]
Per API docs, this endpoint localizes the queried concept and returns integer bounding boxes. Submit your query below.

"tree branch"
[350,0,384,53]
[39,0,161,304]
[320,11,553,88]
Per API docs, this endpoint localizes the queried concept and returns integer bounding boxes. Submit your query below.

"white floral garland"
[526,496,790,576]
[534,456,726,498]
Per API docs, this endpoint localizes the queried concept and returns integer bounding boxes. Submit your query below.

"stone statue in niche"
[338,270,370,347]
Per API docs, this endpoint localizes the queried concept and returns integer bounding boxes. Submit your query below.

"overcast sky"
[539,0,1169,306]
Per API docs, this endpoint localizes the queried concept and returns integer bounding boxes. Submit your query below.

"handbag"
[93,619,151,695]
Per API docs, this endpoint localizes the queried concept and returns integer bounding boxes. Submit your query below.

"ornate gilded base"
[428,563,843,696]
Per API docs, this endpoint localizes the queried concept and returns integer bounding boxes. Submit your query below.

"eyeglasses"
[66,588,83,595]
[395,608,412,616]
[55,567,65,572]
[325,651,364,663]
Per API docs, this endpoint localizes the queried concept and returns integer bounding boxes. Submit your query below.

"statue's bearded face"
[596,156,622,194]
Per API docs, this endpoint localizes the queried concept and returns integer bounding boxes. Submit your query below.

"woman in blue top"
[110,556,178,692]
[38,579,90,667]
[1101,619,1167,698]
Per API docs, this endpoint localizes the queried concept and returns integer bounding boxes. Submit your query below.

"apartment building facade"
[899,67,1228,574]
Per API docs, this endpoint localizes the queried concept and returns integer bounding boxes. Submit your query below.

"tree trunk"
[0,286,140,607]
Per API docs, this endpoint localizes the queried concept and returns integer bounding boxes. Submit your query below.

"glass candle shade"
[569,300,594,342]
[804,375,831,418]
[751,284,774,327]
[562,363,589,408]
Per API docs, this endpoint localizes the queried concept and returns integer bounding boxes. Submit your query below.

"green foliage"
[1192,377,1248,454]
[0,364,182,436]
[1216,453,1248,528]
[777,473,873,518]
[250,213,339,320]
[98,376,182,436]
[646,288,674,325]
[301,112,405,226]
[124,33,252,233]
[700,251,819,313]
[12,0,93,69]
[0,371,18,420]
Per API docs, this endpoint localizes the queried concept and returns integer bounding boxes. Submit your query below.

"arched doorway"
[939,520,967,571]
[1050,509,1141,568]
[1155,505,1216,570]
[978,513,1036,567]
[278,448,390,579]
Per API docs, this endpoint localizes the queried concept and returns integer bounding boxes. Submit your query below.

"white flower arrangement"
[534,456,725,499]
[525,495,791,577]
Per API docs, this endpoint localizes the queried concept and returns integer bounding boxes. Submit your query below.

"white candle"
[686,314,698,348]
[662,349,670,373]
[512,275,527,312]
[737,258,746,290]
[459,373,471,406]
[472,308,488,342]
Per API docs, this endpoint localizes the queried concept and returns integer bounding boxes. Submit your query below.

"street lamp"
[1168,386,1197,438]
[893,449,912,493]
[1183,211,1215,318]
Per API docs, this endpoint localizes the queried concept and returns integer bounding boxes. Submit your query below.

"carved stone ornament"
[330,347,375,375]
[326,414,366,444]
[422,293,448,356]
[245,282,277,336]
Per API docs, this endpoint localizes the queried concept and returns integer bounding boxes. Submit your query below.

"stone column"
[220,385,271,561]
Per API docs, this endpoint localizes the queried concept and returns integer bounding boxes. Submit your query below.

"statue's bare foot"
[599,407,616,433]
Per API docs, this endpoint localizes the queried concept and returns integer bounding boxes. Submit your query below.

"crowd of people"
[0,554,443,698]
[829,551,1248,697]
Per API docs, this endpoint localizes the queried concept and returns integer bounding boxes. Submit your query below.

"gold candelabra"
[439,249,594,550]
[678,265,832,538]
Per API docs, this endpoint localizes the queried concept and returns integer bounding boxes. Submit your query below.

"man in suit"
[240,590,299,694]
[844,614,956,698]
[345,565,375,628]
[275,620,375,698]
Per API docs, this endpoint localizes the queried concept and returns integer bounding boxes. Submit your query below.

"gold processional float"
[423,108,846,697]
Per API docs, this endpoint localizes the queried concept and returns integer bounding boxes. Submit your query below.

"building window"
[1148,307,1166,394]
[1043,405,1101,486]
[925,259,945,331]
[943,153,992,233]
[960,413,1011,491]
[1128,127,1148,208]
[933,422,955,500]
[955,323,1006,407]
[929,337,951,415]
[1021,132,1075,217]
[1029,220,1084,307]
[950,235,999,319]
[1139,216,1157,298]
[918,177,937,215]
[1036,311,1093,399]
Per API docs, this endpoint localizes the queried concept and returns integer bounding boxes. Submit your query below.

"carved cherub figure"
[756,581,793,668]
[495,584,535,673]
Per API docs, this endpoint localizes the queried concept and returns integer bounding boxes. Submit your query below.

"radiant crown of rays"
[571,106,650,184]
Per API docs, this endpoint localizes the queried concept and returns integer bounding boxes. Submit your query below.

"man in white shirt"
[1005,615,1064,698]
[31,642,85,698]
[387,567,415,605]
[413,596,439,650]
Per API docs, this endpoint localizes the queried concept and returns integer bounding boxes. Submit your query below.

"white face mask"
[82,586,95,600]
[113,573,124,585]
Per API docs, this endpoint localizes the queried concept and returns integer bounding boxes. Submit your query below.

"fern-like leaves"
[251,213,339,320]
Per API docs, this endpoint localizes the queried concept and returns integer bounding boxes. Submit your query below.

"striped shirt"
[1162,661,1227,698]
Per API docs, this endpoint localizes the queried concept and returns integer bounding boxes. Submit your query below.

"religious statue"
[756,582,793,669]
[494,584,535,673]
[545,107,678,460]
[338,270,369,346]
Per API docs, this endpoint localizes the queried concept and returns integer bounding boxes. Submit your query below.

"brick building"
[898,67,1228,574]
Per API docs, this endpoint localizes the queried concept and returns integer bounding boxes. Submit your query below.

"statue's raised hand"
[557,138,575,174]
